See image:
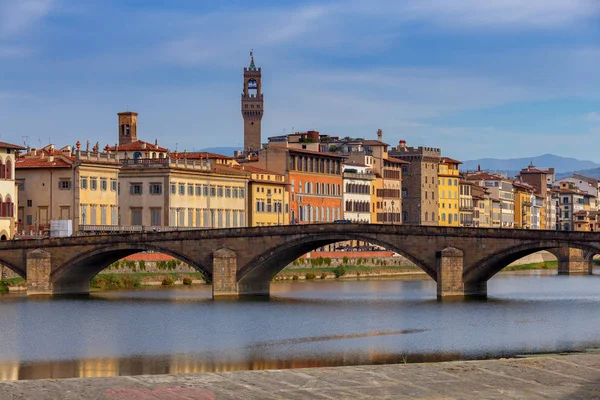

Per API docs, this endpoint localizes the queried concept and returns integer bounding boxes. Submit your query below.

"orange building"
[252,146,344,224]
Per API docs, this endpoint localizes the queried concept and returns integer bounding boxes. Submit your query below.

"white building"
[531,194,543,230]
[342,162,375,223]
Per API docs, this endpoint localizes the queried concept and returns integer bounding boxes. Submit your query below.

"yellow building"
[118,158,249,229]
[244,165,289,226]
[513,182,533,229]
[16,144,121,235]
[438,157,461,226]
[0,141,25,239]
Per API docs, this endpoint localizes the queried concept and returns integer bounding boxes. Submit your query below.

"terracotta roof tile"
[0,141,26,150]
[16,157,71,168]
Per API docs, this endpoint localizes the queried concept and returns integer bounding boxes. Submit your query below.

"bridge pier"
[558,248,593,275]
[26,249,53,296]
[437,247,486,299]
[212,248,239,298]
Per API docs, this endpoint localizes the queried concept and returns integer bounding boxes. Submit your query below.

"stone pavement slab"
[2,353,600,399]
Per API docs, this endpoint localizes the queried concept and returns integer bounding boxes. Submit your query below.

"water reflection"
[2,272,600,381]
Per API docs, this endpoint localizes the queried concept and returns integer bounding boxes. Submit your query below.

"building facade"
[245,165,289,226]
[389,140,440,225]
[0,141,25,239]
[254,146,344,224]
[118,159,248,229]
[459,180,474,227]
[16,144,121,235]
[557,181,585,231]
[342,163,375,223]
[438,157,461,226]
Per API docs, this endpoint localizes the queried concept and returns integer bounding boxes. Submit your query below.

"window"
[195,185,201,196]
[226,187,231,198]
[130,183,143,195]
[151,208,161,226]
[218,210,223,227]
[170,183,176,194]
[210,186,216,197]
[188,184,194,196]
[90,205,97,224]
[179,184,185,195]
[226,210,231,227]
[188,208,194,227]
[239,188,245,199]
[80,204,87,224]
[233,188,239,198]
[203,185,209,196]
[111,179,117,191]
[90,178,98,191]
[27,199,32,207]
[100,179,108,191]
[59,179,71,190]
[178,209,185,226]
[100,205,107,224]
[131,209,142,225]
[81,177,88,190]
[217,187,224,197]
[442,213,446,222]
[111,206,117,225]
[150,183,163,195]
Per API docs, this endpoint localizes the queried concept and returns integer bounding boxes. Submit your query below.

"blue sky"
[0,0,599,161]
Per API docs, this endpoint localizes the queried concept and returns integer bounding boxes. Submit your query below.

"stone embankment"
[2,352,600,399]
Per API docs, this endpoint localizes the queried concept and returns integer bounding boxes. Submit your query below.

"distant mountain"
[198,147,241,156]
[555,168,600,181]
[462,154,600,176]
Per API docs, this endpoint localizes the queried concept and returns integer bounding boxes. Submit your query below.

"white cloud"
[346,0,600,30]
[0,0,54,37]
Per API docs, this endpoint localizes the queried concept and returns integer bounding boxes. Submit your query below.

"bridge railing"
[78,225,204,235]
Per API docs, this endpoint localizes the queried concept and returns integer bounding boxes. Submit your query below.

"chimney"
[48,154,54,162]
[377,129,383,141]
[399,140,406,148]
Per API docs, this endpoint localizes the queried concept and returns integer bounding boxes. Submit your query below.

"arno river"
[2,272,600,380]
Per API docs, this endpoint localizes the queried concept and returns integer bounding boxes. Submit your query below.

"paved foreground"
[3,353,600,399]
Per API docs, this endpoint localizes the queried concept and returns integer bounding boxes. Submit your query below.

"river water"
[2,271,600,380]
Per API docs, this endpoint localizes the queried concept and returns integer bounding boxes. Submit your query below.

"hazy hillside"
[198,147,241,156]
[462,154,600,174]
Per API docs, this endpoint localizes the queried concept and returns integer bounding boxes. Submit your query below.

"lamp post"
[391,200,395,225]
[499,203,503,228]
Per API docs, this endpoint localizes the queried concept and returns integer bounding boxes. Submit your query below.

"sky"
[0,0,599,161]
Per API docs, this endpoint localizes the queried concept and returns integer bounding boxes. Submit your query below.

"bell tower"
[118,111,138,145]
[241,51,263,151]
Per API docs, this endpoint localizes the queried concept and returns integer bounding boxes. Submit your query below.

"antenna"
[22,136,29,147]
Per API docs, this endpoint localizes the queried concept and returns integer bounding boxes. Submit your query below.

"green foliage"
[324,257,332,266]
[161,276,175,286]
[182,277,193,285]
[305,272,316,280]
[0,282,8,294]
[138,260,146,271]
[333,265,346,278]
[90,274,141,290]
[343,256,349,264]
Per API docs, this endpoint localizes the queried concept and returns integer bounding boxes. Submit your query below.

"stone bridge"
[0,224,598,299]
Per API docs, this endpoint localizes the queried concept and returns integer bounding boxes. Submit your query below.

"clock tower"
[241,51,263,151]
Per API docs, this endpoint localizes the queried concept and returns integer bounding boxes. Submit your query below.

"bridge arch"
[237,233,435,289]
[465,241,600,284]
[51,242,209,293]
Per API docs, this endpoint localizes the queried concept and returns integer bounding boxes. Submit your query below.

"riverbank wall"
[2,352,600,398]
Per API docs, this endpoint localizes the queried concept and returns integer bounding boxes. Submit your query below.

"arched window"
[6,159,12,179]
[0,195,3,217]
[442,213,446,222]
[0,158,4,179]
